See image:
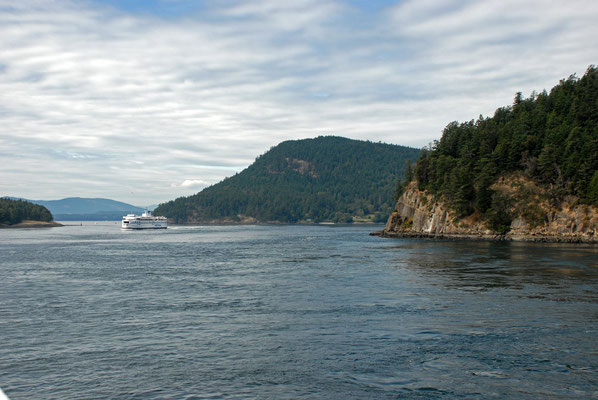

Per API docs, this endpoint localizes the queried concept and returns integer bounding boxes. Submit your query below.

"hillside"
[381,66,598,242]
[8,197,145,221]
[155,136,420,224]
[0,198,57,227]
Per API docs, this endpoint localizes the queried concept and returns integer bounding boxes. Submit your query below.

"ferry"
[121,211,167,229]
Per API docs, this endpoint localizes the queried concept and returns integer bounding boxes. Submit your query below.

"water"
[1,223,597,399]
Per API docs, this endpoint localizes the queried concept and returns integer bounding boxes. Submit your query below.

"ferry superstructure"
[121,211,167,229]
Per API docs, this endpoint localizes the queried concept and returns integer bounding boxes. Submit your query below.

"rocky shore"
[371,230,597,243]
[376,178,598,243]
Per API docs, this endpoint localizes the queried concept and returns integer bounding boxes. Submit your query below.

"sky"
[1,0,597,206]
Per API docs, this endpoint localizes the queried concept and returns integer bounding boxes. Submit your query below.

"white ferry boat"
[121,211,167,229]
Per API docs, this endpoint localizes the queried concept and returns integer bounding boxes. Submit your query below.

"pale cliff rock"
[381,177,598,243]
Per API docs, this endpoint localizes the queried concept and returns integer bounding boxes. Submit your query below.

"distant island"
[5,197,147,221]
[155,136,420,224]
[377,66,598,242]
[0,198,61,228]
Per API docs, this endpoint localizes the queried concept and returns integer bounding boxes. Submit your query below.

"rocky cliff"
[379,175,598,243]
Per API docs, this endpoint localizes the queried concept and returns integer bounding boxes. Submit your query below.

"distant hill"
[0,198,54,226]
[6,197,145,221]
[144,204,159,212]
[155,136,420,223]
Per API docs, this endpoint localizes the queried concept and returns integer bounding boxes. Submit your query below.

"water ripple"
[1,224,597,399]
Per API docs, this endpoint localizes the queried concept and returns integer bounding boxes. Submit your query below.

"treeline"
[401,65,598,230]
[0,198,54,225]
[156,136,420,223]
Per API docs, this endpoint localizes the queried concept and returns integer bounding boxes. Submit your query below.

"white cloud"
[175,179,209,188]
[0,0,597,205]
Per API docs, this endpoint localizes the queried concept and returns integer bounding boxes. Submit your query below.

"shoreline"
[171,221,383,226]
[0,220,63,229]
[370,230,598,244]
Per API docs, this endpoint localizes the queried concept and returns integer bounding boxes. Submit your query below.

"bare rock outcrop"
[379,177,598,243]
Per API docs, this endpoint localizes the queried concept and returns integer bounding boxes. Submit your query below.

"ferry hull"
[121,211,168,229]
[121,222,168,229]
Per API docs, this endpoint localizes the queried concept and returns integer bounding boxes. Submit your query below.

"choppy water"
[1,223,597,399]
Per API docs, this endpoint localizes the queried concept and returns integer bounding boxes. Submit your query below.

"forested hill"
[394,65,598,235]
[155,136,420,223]
[0,198,54,226]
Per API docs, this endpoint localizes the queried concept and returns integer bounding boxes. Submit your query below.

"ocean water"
[1,223,597,399]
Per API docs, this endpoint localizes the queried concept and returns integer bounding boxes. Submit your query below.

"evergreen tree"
[0,198,54,225]
[587,171,598,206]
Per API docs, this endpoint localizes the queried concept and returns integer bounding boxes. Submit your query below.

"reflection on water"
[386,240,598,297]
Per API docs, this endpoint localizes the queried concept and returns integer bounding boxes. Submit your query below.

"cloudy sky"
[1,0,597,206]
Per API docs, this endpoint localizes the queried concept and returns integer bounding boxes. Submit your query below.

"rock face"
[380,178,598,243]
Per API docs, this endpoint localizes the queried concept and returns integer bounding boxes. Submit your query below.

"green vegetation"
[0,198,54,225]
[5,197,146,221]
[402,65,598,229]
[155,136,420,223]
